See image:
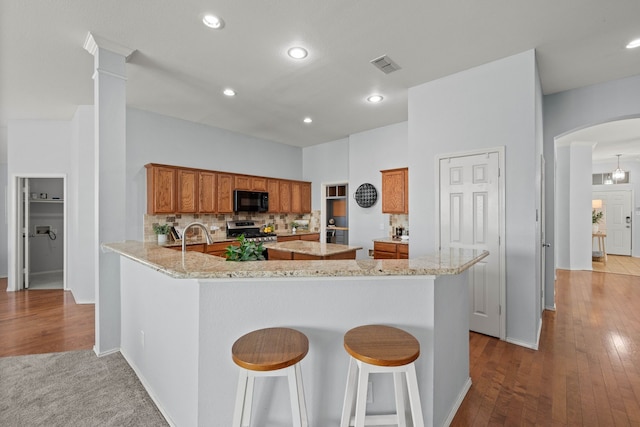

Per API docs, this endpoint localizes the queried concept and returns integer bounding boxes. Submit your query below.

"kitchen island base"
[118,257,472,427]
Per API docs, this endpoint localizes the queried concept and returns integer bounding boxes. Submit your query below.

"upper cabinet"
[279,180,292,212]
[176,168,198,213]
[267,179,280,213]
[145,163,311,214]
[381,168,408,214]
[217,173,234,214]
[146,164,177,214]
[199,171,216,213]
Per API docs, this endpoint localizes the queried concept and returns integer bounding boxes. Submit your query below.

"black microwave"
[233,190,269,212]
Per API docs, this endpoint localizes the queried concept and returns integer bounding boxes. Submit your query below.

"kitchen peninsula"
[104,241,488,426]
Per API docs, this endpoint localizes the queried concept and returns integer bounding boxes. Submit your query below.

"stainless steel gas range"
[226,220,278,243]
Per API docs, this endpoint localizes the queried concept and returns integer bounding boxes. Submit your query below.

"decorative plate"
[354,183,377,208]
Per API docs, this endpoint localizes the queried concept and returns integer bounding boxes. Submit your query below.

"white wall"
[555,142,594,270]
[544,74,640,308]
[348,122,408,258]
[408,50,540,346]
[69,106,96,303]
[0,127,7,277]
[7,120,73,294]
[302,137,349,211]
[126,108,304,239]
[592,159,640,257]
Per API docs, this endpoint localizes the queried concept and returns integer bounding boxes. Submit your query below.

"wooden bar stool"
[340,325,424,427]
[231,327,309,427]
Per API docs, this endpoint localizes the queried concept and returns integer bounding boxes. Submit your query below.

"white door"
[539,156,547,315]
[593,190,632,256]
[440,152,502,337]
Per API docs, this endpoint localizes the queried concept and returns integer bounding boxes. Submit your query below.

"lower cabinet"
[277,233,320,242]
[206,241,239,258]
[373,241,409,259]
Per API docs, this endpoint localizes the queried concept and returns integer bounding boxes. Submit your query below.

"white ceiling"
[2,1,640,148]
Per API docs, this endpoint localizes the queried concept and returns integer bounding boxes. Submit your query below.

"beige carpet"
[0,350,168,426]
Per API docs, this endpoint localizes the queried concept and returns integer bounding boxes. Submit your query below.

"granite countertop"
[102,241,488,280]
[265,240,362,256]
[161,237,233,248]
[373,237,410,245]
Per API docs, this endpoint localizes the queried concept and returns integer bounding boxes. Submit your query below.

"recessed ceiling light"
[626,38,640,49]
[367,94,384,103]
[303,117,312,124]
[223,88,236,97]
[202,14,225,29]
[287,47,308,59]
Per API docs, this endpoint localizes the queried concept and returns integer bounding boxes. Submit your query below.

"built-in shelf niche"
[326,184,347,198]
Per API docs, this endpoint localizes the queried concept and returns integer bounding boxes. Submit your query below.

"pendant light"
[612,154,626,181]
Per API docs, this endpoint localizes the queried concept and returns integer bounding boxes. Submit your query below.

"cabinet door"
[279,180,292,212]
[300,233,320,241]
[146,165,176,214]
[177,169,198,213]
[234,175,251,190]
[199,171,216,213]
[291,181,302,213]
[251,177,268,191]
[217,173,234,213]
[277,235,300,242]
[301,182,311,213]
[267,179,280,213]
[381,168,408,214]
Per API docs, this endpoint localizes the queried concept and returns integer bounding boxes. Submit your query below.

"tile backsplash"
[145,211,320,242]
[389,214,409,237]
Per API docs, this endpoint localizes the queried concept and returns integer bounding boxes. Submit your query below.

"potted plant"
[592,209,603,233]
[153,224,171,244]
[225,235,266,261]
[290,221,299,234]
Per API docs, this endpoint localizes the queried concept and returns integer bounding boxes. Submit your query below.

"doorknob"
[542,243,551,248]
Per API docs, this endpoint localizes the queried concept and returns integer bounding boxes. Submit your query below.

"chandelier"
[612,154,626,181]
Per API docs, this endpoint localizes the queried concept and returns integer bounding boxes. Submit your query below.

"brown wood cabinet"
[177,169,198,213]
[146,164,177,214]
[301,182,311,213]
[373,241,409,259]
[300,233,320,241]
[217,173,234,213]
[381,168,408,214]
[277,235,300,242]
[291,182,302,213]
[205,241,239,258]
[267,179,280,213]
[199,171,216,213]
[279,180,292,212]
[145,163,311,214]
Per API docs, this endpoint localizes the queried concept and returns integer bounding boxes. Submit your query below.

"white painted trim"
[83,32,135,60]
[435,146,507,341]
[506,337,538,350]
[120,349,175,427]
[442,377,472,427]
[545,304,557,311]
[535,317,543,349]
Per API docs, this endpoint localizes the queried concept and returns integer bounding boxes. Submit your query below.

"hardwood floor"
[2,270,639,425]
[0,278,95,357]
[593,254,640,276]
[452,269,640,426]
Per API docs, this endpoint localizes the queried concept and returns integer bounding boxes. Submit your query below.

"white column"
[84,33,135,354]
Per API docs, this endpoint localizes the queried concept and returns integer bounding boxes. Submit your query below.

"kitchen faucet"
[181,222,214,253]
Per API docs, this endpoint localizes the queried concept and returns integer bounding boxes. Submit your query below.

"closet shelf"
[30,199,64,203]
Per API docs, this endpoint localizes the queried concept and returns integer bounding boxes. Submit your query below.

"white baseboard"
[120,349,176,427]
[93,346,119,357]
[505,337,538,350]
[535,317,543,349]
[443,377,472,426]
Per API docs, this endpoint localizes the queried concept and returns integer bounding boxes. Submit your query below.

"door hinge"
[499,305,502,315]
[536,209,539,222]
[498,168,501,177]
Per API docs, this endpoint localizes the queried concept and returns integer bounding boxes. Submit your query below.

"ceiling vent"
[370,55,401,74]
